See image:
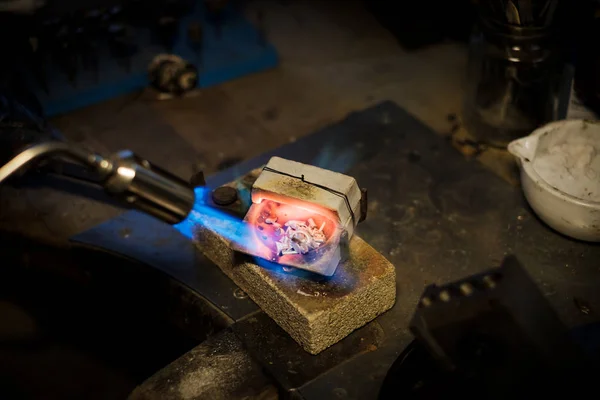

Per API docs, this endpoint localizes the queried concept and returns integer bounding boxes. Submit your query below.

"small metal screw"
[482,275,497,289]
[439,290,451,302]
[421,296,433,307]
[233,288,248,299]
[460,282,474,296]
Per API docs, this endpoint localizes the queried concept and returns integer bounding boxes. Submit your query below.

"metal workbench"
[70,102,600,399]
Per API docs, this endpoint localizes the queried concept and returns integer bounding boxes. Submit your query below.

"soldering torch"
[0,141,197,225]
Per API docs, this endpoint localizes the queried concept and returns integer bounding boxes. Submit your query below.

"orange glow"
[253,192,339,222]
[245,193,341,265]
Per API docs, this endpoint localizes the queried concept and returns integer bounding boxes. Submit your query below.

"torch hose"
[0,141,110,184]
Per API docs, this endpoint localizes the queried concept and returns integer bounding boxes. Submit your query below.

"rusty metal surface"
[70,102,600,399]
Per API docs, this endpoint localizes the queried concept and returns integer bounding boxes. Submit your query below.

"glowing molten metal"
[244,196,343,273]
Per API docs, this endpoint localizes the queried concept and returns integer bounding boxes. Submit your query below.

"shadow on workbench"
[0,232,231,400]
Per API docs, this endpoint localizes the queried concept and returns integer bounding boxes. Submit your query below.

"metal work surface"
[72,102,600,398]
[129,329,278,400]
[72,211,258,321]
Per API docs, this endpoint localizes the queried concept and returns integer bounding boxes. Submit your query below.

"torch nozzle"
[103,150,195,224]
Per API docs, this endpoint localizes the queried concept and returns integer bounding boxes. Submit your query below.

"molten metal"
[275,218,327,256]
[243,197,343,275]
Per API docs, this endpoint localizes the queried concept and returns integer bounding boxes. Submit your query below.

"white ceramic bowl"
[508,120,600,242]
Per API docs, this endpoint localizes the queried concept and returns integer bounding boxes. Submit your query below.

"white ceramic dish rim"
[508,120,600,209]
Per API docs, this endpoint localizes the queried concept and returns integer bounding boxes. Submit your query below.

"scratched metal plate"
[212,102,600,398]
[71,211,259,321]
[72,102,600,399]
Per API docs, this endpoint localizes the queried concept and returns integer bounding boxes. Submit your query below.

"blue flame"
[175,187,350,279]
[174,187,254,250]
[174,187,208,239]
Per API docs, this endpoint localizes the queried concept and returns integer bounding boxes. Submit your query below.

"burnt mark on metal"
[293,266,358,301]
[249,255,358,301]
[280,176,318,198]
